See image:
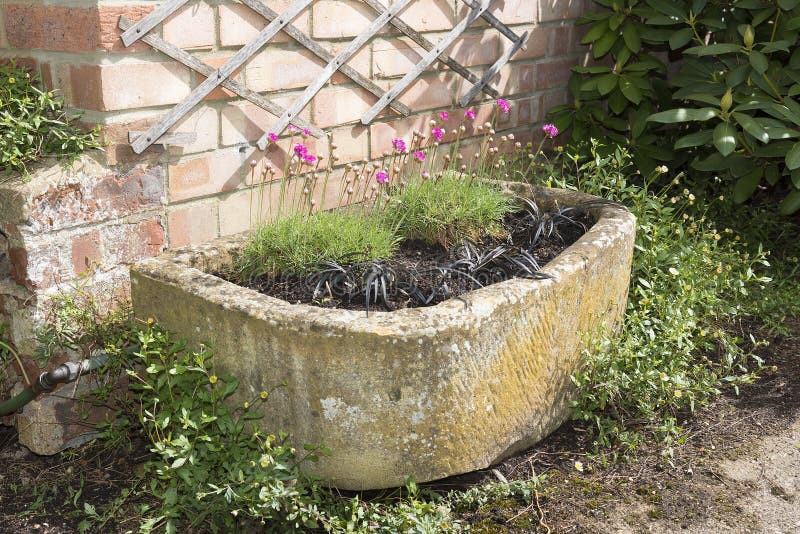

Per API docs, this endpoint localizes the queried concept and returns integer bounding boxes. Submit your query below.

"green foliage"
[538,141,774,455]
[548,0,800,213]
[234,210,400,280]
[127,324,328,533]
[381,171,512,247]
[0,62,102,176]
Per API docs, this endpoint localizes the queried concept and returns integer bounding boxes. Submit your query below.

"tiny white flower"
[669,267,680,276]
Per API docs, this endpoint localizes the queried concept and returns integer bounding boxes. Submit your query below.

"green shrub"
[234,210,399,280]
[536,141,773,455]
[381,171,512,247]
[127,324,327,533]
[548,0,800,214]
[0,62,102,176]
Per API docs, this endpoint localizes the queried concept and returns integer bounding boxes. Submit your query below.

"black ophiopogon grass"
[239,198,595,313]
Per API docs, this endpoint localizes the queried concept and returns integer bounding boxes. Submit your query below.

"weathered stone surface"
[131,185,636,490]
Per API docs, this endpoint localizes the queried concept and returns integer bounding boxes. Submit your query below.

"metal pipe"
[0,354,112,417]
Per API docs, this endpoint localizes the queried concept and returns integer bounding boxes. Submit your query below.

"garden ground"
[0,316,796,533]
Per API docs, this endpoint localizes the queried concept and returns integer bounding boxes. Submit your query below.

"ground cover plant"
[0,62,102,176]
[548,0,800,214]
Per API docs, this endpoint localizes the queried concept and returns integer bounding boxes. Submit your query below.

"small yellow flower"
[684,284,692,291]
[260,460,269,468]
[209,375,218,384]
[243,402,250,409]
[260,391,269,400]
[659,372,668,381]
[147,317,154,325]
[670,197,678,204]
[574,461,584,472]
[683,188,690,195]
[700,329,707,337]
[714,234,721,240]
[688,193,696,201]
[674,390,683,398]
[8,77,15,84]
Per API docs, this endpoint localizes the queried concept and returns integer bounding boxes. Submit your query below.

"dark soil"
[236,209,593,312]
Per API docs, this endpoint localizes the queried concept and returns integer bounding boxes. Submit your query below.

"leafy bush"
[126,324,327,533]
[0,62,102,175]
[234,210,400,280]
[381,171,512,247]
[548,0,800,214]
[537,141,773,454]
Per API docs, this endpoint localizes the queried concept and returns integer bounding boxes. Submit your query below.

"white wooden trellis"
[119,0,529,154]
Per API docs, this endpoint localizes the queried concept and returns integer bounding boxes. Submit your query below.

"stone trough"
[130,184,636,490]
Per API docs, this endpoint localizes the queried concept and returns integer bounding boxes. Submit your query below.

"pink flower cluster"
[375,170,389,184]
[392,138,408,153]
[496,98,510,114]
[293,143,316,164]
[542,123,559,138]
[431,127,444,142]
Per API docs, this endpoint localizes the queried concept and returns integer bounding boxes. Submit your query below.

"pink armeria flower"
[465,108,476,120]
[303,153,316,164]
[431,127,444,142]
[413,151,426,162]
[375,171,389,184]
[288,125,300,133]
[302,128,310,136]
[542,123,559,138]
[392,138,407,153]
[268,132,279,142]
[421,171,430,180]
[439,111,450,121]
[496,98,510,114]
[294,143,309,157]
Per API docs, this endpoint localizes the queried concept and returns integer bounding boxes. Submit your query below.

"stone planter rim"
[132,184,634,333]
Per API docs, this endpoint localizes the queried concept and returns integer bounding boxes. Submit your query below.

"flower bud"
[720,88,733,113]
[743,25,755,48]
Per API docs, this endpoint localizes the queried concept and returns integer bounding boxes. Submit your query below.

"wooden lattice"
[119,0,529,155]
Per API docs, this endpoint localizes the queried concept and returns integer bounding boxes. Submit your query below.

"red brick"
[540,0,586,22]
[61,62,191,111]
[246,48,324,93]
[514,26,549,61]
[71,231,102,276]
[100,219,166,267]
[535,58,578,90]
[373,38,428,79]
[169,106,220,155]
[397,0,456,32]
[220,98,311,146]
[446,33,500,67]
[162,2,215,50]
[99,119,165,166]
[168,203,219,247]
[330,125,369,165]
[313,86,376,128]
[496,62,536,95]
[168,149,246,202]
[312,0,380,39]
[202,55,241,101]
[484,0,536,25]
[8,247,28,287]
[395,73,455,111]
[4,4,152,53]
[548,25,577,56]
[219,2,308,46]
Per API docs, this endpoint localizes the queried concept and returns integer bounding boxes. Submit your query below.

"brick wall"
[1,0,588,249]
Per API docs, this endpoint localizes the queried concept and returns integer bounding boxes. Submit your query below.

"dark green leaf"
[596,74,618,95]
[760,40,791,53]
[692,0,708,14]
[713,122,737,156]
[754,140,794,157]
[572,65,613,74]
[778,0,800,10]
[622,24,642,52]
[779,189,800,214]
[765,164,781,185]
[593,30,618,58]
[619,76,643,104]
[674,130,714,149]
[764,126,800,139]
[684,43,743,56]
[785,141,800,169]
[608,88,629,114]
[726,64,750,87]
[733,168,762,203]
[669,28,694,50]
[732,112,770,143]
[645,0,686,18]
[749,50,769,74]
[648,107,719,122]
[581,21,610,44]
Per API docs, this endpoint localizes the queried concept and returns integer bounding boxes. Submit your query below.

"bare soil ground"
[0,318,797,533]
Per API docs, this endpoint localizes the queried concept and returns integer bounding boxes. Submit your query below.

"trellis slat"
[238,0,411,117]
[459,30,528,106]
[258,0,414,149]
[130,0,313,154]
[460,0,525,45]
[120,0,189,47]
[118,16,322,138]
[128,131,197,144]
[361,0,493,124]
[361,0,499,99]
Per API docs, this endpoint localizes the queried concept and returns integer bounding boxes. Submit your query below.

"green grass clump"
[381,172,512,246]
[1,62,102,176]
[235,210,399,280]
